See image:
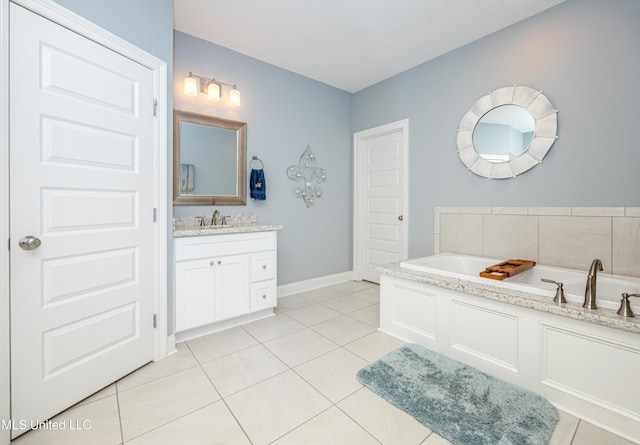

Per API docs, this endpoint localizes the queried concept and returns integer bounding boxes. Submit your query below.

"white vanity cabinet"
[174,230,278,338]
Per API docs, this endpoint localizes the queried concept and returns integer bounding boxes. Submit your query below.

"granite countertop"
[376,263,640,335]
[174,224,284,238]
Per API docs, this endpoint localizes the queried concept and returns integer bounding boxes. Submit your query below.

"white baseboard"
[175,309,275,343]
[165,335,177,357]
[277,271,355,298]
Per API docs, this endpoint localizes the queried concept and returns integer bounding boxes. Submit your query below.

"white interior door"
[9,3,155,434]
[354,121,408,283]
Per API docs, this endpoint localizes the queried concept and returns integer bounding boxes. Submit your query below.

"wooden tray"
[479,259,536,280]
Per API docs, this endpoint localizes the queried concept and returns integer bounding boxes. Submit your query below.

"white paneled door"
[354,121,408,283]
[9,3,155,435]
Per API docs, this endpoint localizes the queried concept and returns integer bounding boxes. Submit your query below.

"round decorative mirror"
[457,85,558,179]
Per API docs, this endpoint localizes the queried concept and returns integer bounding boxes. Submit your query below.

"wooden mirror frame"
[173,110,247,205]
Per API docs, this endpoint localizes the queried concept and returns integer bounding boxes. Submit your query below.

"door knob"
[19,236,41,250]
[398,215,404,221]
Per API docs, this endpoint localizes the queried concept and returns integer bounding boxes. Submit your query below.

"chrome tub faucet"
[584,258,603,309]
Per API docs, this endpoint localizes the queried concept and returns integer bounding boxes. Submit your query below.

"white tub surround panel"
[377,262,640,442]
[435,207,640,278]
[539,216,612,270]
[613,217,640,277]
[174,226,282,342]
[439,213,483,256]
[483,214,538,260]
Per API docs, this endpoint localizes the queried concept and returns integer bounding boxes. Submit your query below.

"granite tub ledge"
[174,224,283,238]
[376,262,640,335]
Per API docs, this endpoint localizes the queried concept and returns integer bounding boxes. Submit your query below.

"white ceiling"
[174,0,566,93]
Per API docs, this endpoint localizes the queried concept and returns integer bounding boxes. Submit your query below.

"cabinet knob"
[262,294,267,299]
[217,260,222,265]
[209,261,214,266]
[262,265,267,270]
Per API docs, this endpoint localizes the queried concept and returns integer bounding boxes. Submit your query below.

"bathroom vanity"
[173,224,282,342]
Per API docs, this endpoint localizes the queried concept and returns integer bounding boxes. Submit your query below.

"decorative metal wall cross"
[286,145,327,208]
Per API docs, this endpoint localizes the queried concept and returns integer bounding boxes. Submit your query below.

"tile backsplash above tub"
[434,207,640,278]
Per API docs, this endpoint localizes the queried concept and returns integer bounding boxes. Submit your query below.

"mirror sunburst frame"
[456,85,558,179]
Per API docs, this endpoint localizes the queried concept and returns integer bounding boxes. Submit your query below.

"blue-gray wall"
[352,0,640,259]
[173,31,353,285]
[52,0,173,69]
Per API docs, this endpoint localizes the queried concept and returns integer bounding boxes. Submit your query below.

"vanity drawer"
[251,280,277,312]
[251,251,277,282]
[175,231,276,261]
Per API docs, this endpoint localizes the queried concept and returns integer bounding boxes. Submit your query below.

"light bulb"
[183,75,198,97]
[229,86,241,106]
[207,82,220,102]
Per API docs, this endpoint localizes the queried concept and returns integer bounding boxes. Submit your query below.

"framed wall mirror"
[173,110,247,205]
[456,85,558,179]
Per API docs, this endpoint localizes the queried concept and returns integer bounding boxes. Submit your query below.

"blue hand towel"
[250,168,266,200]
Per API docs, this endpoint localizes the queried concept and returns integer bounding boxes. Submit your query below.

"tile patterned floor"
[11,281,637,444]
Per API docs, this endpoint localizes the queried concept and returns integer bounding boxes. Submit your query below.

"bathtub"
[377,253,640,442]
[400,252,640,312]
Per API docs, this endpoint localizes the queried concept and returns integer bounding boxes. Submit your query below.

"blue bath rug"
[357,344,558,445]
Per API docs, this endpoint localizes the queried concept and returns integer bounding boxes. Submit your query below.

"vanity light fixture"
[183,72,240,106]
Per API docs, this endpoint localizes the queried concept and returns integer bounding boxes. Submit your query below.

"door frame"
[0,1,168,443]
[353,119,409,281]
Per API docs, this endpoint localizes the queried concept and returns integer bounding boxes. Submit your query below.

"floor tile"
[343,331,406,362]
[571,420,635,445]
[276,293,316,312]
[348,304,380,327]
[272,406,378,444]
[322,294,373,314]
[117,342,198,392]
[118,366,220,442]
[264,328,338,367]
[302,286,344,302]
[225,370,332,445]
[311,315,376,345]
[185,326,258,364]
[201,344,288,397]
[294,348,367,403]
[74,383,116,408]
[352,287,380,304]
[124,401,250,445]
[12,395,121,445]
[338,388,431,445]
[549,410,579,445]
[421,432,454,444]
[19,282,628,445]
[285,303,342,326]
[241,312,305,342]
[329,281,378,295]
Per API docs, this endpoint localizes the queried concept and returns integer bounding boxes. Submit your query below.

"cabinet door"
[175,258,215,331]
[214,254,250,321]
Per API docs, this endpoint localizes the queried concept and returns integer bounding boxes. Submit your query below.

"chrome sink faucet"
[584,258,603,309]
[212,209,221,226]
